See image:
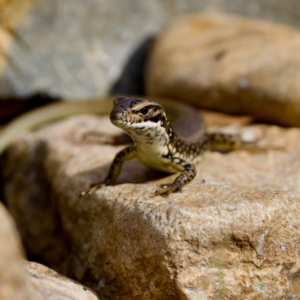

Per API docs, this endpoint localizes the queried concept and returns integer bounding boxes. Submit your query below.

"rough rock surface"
[146,13,300,127]
[0,201,99,299]
[2,114,300,299]
[2,2,300,98]
[25,261,100,300]
[0,202,31,300]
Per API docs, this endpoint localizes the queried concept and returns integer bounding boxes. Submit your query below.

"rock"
[2,3,300,98]
[25,261,100,300]
[0,199,97,299]
[0,202,31,300]
[146,13,300,126]
[2,114,300,299]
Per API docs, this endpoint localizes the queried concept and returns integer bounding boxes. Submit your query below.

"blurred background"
[1,0,300,126]
[1,0,299,98]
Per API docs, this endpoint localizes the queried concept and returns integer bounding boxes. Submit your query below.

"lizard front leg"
[80,145,136,196]
[155,157,197,196]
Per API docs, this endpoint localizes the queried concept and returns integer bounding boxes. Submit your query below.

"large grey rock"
[2,114,300,299]
[146,13,300,127]
[1,1,300,98]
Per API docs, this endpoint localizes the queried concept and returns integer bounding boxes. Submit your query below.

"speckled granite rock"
[25,261,100,300]
[2,114,300,299]
[0,203,31,300]
[146,13,300,126]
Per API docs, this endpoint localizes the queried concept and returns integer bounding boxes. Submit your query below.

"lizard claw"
[153,184,181,197]
[79,183,107,197]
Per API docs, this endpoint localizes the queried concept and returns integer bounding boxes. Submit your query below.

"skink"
[0,96,240,196]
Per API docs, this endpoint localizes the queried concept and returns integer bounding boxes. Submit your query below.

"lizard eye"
[139,106,149,115]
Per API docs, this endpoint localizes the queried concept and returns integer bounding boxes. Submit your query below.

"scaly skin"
[0,96,242,196]
[81,97,241,196]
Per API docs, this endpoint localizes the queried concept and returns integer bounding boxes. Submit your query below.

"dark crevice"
[110,36,154,96]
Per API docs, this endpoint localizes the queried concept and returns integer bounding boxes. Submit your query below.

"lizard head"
[111,97,167,128]
[110,97,170,144]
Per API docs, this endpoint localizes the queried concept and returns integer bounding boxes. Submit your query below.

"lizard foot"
[153,184,182,197]
[153,178,205,197]
[80,182,107,197]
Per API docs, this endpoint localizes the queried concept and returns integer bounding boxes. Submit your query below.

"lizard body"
[0,96,241,196]
[81,97,240,196]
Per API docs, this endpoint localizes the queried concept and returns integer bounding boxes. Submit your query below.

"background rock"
[1,1,300,98]
[26,261,100,300]
[0,202,31,300]
[3,114,300,299]
[146,13,300,127]
[0,199,97,299]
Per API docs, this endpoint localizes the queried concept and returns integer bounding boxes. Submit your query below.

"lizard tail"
[207,132,242,151]
[0,98,113,155]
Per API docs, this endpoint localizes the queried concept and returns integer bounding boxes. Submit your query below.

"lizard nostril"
[110,110,125,120]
